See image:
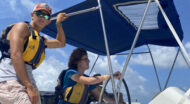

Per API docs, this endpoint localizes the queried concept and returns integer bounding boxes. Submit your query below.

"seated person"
[88,73,125,103]
[57,48,124,104]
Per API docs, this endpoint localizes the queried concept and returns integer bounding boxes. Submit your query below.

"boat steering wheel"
[98,77,131,104]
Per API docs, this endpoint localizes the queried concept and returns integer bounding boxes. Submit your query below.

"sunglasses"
[34,11,51,20]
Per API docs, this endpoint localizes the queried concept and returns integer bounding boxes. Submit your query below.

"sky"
[0,0,190,104]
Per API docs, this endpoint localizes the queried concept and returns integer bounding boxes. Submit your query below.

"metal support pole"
[180,49,190,69]
[155,0,190,69]
[147,45,162,91]
[164,48,180,89]
[51,6,99,20]
[115,52,150,56]
[89,55,99,76]
[117,0,152,100]
[97,0,118,103]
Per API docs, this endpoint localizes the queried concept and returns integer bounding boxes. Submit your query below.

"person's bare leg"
[119,93,125,104]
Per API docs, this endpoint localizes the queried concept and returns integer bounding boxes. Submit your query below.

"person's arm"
[71,71,121,85]
[8,23,39,104]
[45,12,68,48]
[71,74,110,85]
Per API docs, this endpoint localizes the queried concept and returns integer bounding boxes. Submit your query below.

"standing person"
[0,3,68,104]
[57,48,124,104]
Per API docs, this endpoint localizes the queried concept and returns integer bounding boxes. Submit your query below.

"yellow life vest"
[0,22,46,69]
[64,82,89,104]
[22,24,46,69]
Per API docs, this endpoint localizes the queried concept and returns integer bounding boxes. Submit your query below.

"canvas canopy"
[42,0,183,55]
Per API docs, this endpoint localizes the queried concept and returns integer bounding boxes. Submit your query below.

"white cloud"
[33,56,67,91]
[131,46,177,68]
[123,67,148,97]
[20,0,35,12]
[0,0,33,20]
[0,1,17,19]
[55,48,68,59]
[130,42,190,68]
[8,0,23,19]
[9,0,17,11]
[185,42,190,51]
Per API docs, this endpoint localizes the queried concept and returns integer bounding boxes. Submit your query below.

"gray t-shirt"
[0,58,36,85]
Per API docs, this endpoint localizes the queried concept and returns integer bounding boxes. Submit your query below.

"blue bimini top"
[42,0,183,55]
